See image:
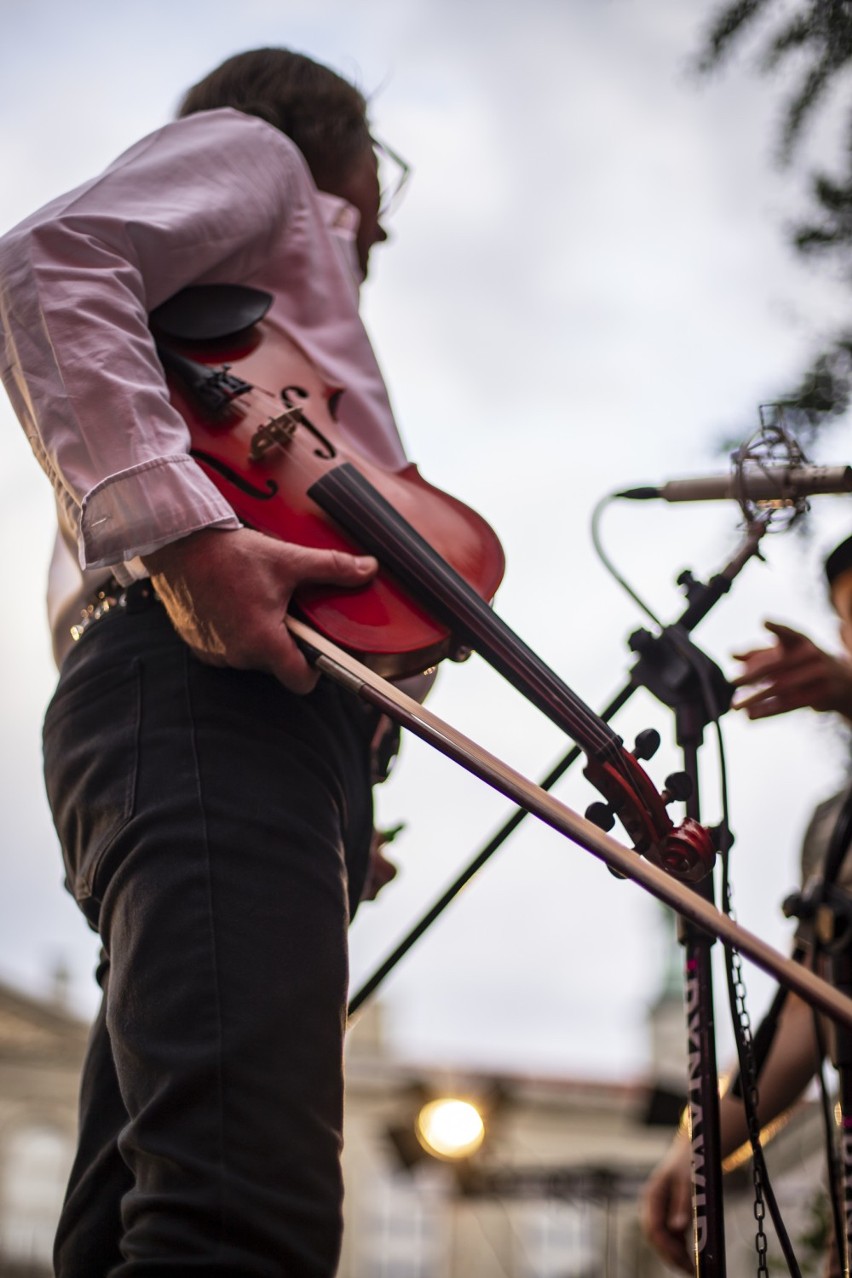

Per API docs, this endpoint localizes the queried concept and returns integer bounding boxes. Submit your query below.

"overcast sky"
[1,0,851,1086]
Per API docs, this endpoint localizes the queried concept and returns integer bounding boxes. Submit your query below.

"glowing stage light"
[414,1097,485,1160]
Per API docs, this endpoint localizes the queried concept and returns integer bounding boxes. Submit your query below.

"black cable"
[716,722,803,1277]
[727,979,793,1101]
[812,1009,845,1272]
[590,492,665,629]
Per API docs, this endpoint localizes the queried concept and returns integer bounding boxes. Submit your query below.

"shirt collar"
[315,191,362,294]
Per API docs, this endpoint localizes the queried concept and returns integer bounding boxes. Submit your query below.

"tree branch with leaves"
[699,0,852,437]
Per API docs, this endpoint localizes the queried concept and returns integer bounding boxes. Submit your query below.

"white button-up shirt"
[0,108,408,663]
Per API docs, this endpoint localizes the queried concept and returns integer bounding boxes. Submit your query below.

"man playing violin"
[640,532,852,1276]
[0,47,413,1277]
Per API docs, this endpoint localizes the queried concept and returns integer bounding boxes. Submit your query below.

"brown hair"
[177,48,371,189]
[827,535,852,590]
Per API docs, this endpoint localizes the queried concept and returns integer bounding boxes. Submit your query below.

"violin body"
[154,287,714,881]
[158,311,505,677]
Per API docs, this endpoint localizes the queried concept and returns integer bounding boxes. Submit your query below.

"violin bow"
[287,615,852,1032]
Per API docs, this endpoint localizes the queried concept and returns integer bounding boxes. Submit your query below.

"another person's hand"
[143,526,377,694]
[640,1132,694,1273]
[731,620,852,721]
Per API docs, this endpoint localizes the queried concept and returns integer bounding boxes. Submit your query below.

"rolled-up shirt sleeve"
[0,109,307,570]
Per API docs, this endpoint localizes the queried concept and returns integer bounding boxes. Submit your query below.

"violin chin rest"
[150,284,273,342]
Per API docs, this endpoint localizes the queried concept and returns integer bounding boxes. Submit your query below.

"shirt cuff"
[79,454,240,570]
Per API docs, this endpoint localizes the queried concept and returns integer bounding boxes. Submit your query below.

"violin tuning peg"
[585,801,615,833]
[632,728,660,761]
[663,771,693,804]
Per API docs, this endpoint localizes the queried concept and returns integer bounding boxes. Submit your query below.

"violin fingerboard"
[308,463,622,764]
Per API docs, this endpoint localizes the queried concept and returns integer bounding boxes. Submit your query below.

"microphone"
[617,464,852,503]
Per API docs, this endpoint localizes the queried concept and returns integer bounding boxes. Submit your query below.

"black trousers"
[44,601,375,1276]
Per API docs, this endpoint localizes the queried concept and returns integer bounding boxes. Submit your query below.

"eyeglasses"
[372,137,412,220]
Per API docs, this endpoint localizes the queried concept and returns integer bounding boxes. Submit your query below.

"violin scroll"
[652,819,716,883]
[583,745,715,884]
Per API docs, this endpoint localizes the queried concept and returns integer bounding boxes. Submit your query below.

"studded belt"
[70,578,160,643]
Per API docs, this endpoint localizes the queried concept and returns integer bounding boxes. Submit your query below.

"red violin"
[151,284,715,883]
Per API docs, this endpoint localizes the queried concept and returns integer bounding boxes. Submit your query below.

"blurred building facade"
[0,974,837,1277]
[0,976,87,1276]
[341,1001,659,1277]
[339,996,832,1277]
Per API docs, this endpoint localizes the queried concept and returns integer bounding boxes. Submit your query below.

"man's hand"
[143,526,378,694]
[731,620,852,721]
[640,1133,694,1273]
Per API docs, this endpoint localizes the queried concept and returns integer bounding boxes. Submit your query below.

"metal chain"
[728,900,771,1276]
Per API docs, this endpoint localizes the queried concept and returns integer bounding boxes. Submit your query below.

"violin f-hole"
[281,384,337,459]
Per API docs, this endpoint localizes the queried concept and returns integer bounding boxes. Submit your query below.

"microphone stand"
[347,519,772,1274]
[628,587,732,1277]
[349,524,765,1016]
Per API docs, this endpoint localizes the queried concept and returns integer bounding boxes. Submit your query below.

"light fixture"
[414,1097,486,1161]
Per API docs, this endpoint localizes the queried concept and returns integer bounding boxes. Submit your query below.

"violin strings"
[312,464,624,764]
[194,378,634,783]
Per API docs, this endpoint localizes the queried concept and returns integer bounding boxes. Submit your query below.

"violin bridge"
[248,406,303,461]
